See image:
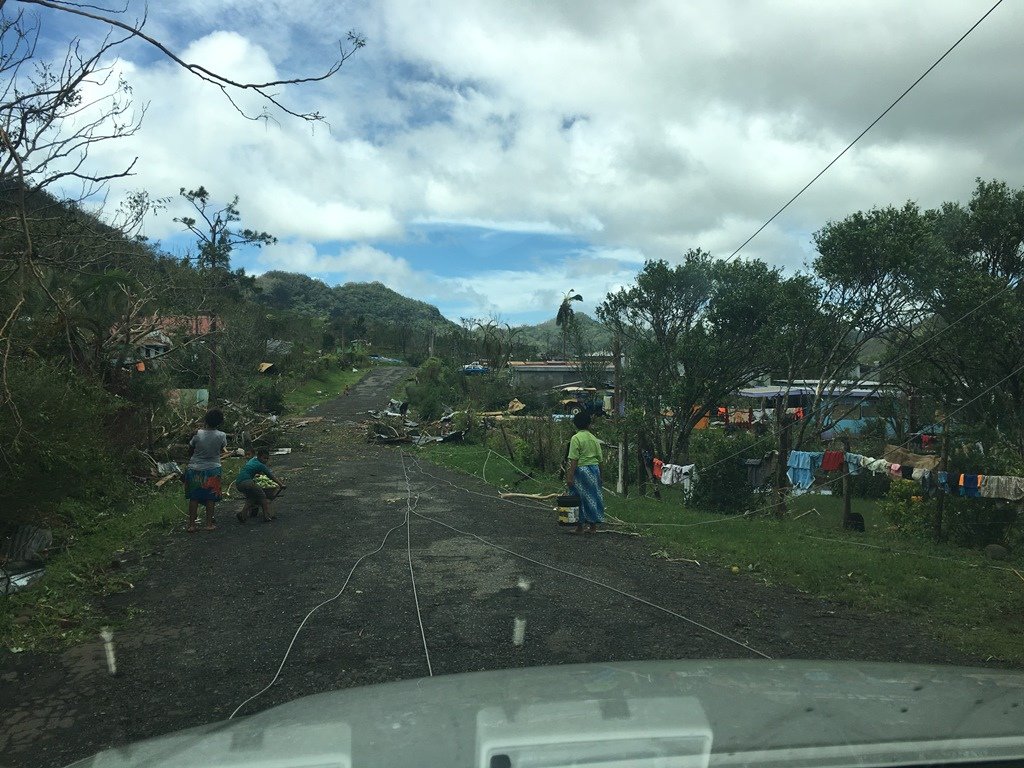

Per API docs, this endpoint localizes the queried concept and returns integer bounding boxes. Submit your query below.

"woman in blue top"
[235,448,285,523]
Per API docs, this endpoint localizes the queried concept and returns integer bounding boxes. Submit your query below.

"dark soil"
[0,367,982,768]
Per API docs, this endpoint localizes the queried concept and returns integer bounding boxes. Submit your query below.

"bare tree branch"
[13,0,365,122]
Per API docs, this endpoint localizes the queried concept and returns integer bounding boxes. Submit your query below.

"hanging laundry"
[820,450,844,472]
[653,458,664,480]
[900,465,914,480]
[786,451,823,490]
[661,463,697,493]
[866,458,890,475]
[960,474,982,498]
[937,471,951,494]
[889,463,902,478]
[743,451,778,488]
[980,475,1024,501]
[845,453,865,475]
[910,467,932,494]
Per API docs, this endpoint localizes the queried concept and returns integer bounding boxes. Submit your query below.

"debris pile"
[365,402,466,446]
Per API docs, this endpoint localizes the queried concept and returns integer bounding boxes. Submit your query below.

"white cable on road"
[401,451,434,677]
[405,453,772,660]
[228,512,410,719]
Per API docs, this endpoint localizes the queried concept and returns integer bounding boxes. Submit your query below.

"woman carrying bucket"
[566,411,605,534]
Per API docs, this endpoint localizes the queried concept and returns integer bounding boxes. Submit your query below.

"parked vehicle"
[461,361,490,375]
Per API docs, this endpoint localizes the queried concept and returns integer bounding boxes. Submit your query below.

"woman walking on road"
[184,409,227,532]
[566,411,605,534]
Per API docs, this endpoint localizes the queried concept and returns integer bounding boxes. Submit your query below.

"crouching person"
[235,448,284,523]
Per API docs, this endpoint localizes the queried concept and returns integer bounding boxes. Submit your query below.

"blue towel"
[844,453,864,476]
[787,451,823,490]
[961,474,981,498]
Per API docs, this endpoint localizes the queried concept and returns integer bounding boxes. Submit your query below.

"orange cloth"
[653,458,663,479]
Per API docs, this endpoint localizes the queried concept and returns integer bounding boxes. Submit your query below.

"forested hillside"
[255,271,458,334]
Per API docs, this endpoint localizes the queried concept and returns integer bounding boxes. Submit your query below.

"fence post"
[841,434,852,529]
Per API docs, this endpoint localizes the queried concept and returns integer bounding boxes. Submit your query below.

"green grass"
[284,366,370,413]
[419,442,1024,664]
[0,487,183,652]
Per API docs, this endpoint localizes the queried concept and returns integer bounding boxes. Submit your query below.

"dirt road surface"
[0,366,977,768]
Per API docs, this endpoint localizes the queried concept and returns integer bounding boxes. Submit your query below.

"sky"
[36,0,1024,324]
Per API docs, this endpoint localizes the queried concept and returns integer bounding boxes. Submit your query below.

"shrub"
[249,379,285,414]
[485,429,530,467]
[0,360,121,525]
[943,496,1018,549]
[687,429,760,514]
[850,470,891,499]
[880,479,934,535]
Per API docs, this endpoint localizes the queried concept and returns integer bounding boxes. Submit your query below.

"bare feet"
[202,523,217,531]
[186,525,198,533]
[569,526,584,535]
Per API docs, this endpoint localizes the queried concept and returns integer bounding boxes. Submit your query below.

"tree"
[902,179,1024,453]
[599,253,792,464]
[784,202,935,448]
[174,186,275,398]
[555,289,583,359]
[0,0,363,438]
[468,316,521,372]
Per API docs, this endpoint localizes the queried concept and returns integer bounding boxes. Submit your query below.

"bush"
[485,429,530,467]
[249,379,285,414]
[880,479,934,535]
[881,478,1018,549]
[407,357,464,419]
[687,429,760,514]
[0,360,121,524]
[465,374,516,411]
[943,496,1018,549]
[850,470,891,499]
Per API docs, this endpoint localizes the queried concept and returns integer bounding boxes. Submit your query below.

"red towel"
[653,458,663,479]
[820,450,844,472]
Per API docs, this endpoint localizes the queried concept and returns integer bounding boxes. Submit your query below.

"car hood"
[69,660,1024,768]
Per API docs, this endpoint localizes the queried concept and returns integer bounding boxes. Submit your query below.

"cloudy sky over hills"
[48,0,1024,322]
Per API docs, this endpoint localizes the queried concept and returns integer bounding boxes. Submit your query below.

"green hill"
[255,272,458,333]
[516,312,612,354]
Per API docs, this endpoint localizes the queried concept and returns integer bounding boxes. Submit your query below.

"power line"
[728,0,1005,261]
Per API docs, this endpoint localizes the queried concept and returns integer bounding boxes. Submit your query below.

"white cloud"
[36,0,1024,314]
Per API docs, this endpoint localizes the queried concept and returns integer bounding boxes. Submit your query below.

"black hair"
[256,447,271,459]
[573,411,592,430]
[204,409,224,428]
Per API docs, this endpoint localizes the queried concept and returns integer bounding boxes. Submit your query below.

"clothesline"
[787,449,1024,502]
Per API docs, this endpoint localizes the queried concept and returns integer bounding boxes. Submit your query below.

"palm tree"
[555,289,583,360]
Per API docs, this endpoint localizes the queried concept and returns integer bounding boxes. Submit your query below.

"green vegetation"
[0,486,182,651]
[284,366,370,413]
[517,312,613,356]
[418,441,1024,663]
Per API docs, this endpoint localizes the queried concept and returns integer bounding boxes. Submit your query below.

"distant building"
[736,380,896,435]
[509,360,615,390]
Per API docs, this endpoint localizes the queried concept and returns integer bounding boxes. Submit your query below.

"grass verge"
[1,487,182,653]
[284,366,370,413]
[419,442,1024,664]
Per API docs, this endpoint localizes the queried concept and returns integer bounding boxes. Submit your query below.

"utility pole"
[613,331,625,495]
[208,311,218,401]
[934,409,949,542]
[773,409,790,519]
